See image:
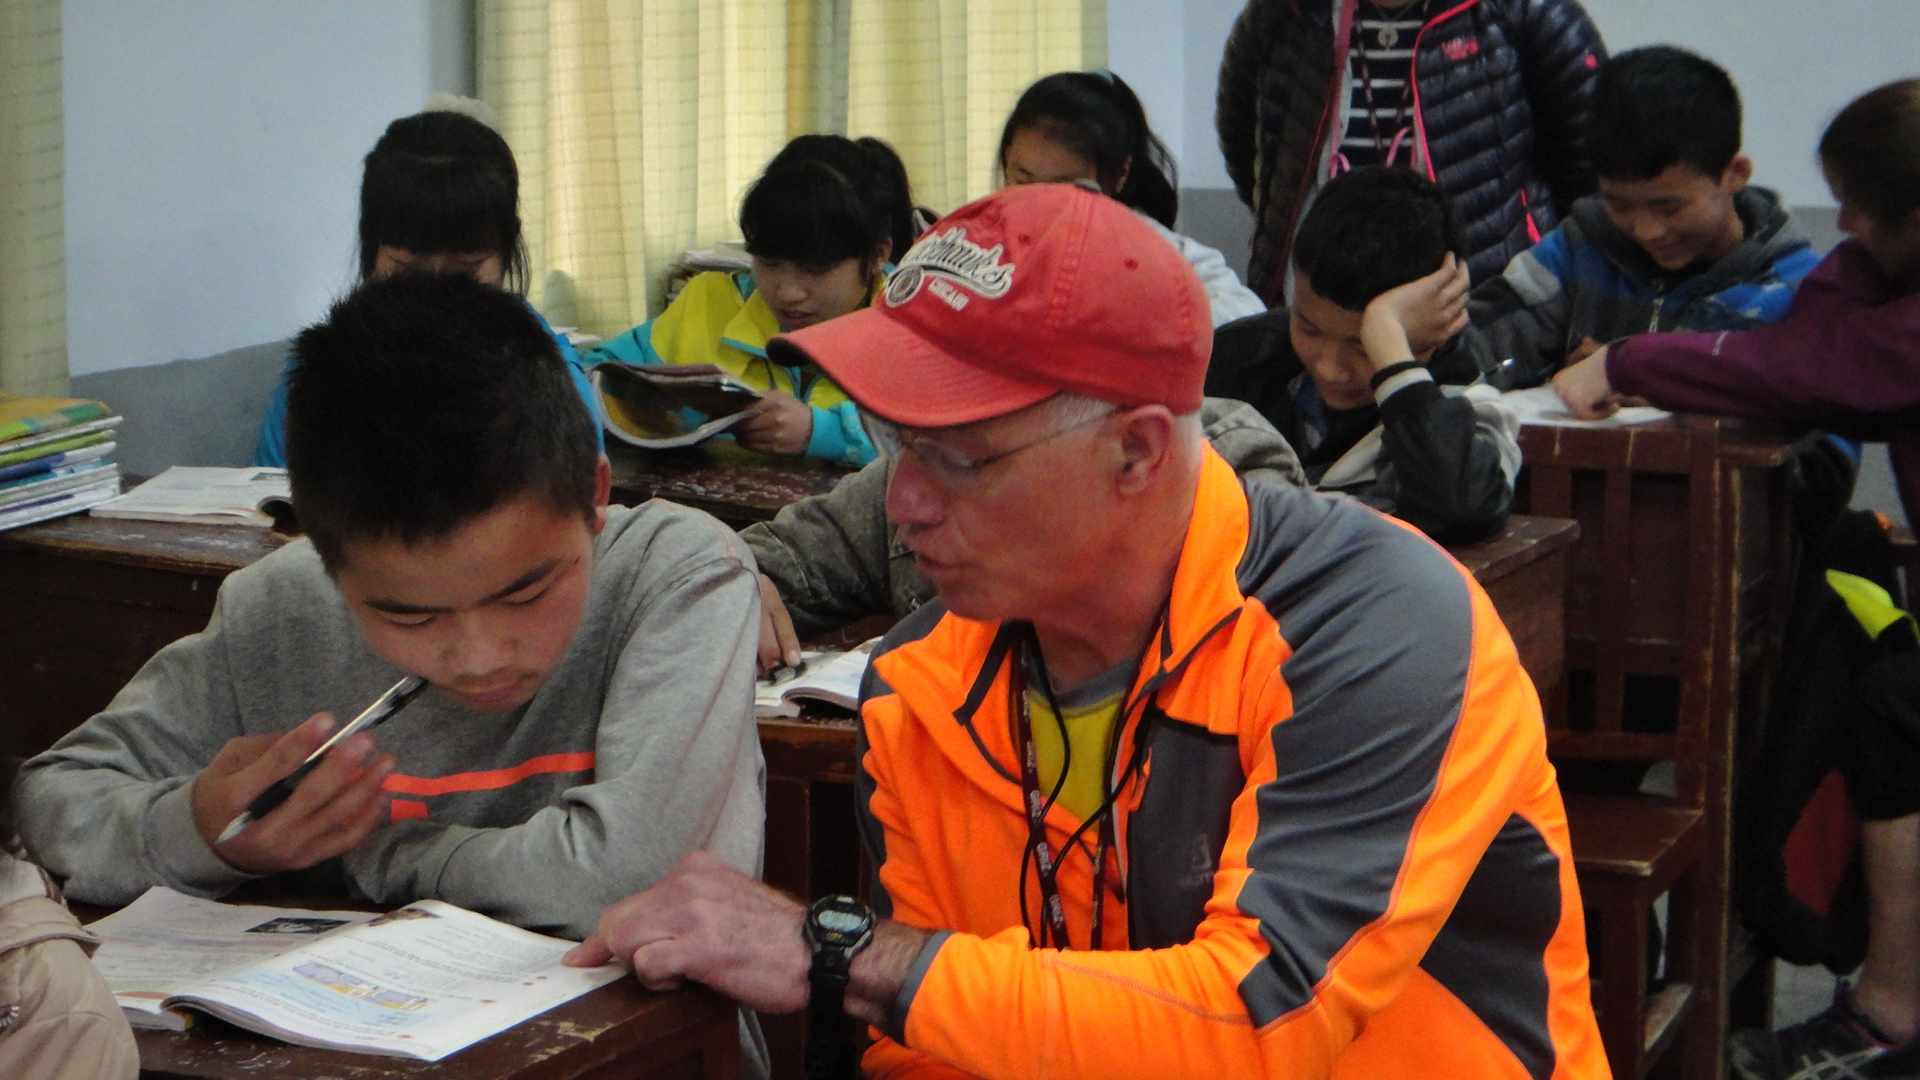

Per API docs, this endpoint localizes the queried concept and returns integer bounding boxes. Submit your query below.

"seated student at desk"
[16,276,764,952]
[1205,166,1520,543]
[566,183,1607,1080]
[997,70,1266,327]
[253,103,602,467]
[588,134,917,467]
[1556,79,1920,1080]
[1469,46,1822,390]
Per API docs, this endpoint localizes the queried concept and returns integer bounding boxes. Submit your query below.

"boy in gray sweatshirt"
[14,275,766,944]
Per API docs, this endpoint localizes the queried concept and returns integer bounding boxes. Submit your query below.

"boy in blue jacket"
[1469,45,1822,390]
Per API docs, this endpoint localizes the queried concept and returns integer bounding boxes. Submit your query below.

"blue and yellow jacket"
[586,271,878,467]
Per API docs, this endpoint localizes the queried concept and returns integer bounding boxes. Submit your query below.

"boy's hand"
[756,573,802,674]
[1552,346,1623,419]
[1566,335,1604,366]
[736,392,815,456]
[191,713,397,874]
[1362,252,1471,362]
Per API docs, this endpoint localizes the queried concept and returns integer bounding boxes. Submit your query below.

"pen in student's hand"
[216,675,428,844]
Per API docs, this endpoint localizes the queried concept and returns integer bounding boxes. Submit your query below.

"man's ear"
[1114,406,1175,495]
[591,454,613,534]
[1722,154,1754,193]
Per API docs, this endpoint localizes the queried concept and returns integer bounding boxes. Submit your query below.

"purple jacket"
[1608,240,1920,519]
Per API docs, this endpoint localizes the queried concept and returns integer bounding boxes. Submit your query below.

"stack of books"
[0,391,123,532]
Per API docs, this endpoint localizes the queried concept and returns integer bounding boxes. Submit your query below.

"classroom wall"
[63,0,473,379]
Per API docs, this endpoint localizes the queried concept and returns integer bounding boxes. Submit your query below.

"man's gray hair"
[1039,392,1203,439]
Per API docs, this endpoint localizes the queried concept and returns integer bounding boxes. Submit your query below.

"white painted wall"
[1107,0,1245,191]
[63,0,472,376]
[1577,0,1920,209]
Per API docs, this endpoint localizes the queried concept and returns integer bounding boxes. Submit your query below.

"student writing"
[18,275,765,950]
[252,105,603,467]
[1471,46,1823,390]
[588,134,916,467]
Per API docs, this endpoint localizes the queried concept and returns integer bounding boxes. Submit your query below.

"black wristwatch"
[802,894,876,1080]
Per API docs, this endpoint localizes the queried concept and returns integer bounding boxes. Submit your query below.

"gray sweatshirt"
[14,502,766,942]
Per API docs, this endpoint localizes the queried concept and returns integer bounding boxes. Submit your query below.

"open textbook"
[92,466,292,527]
[87,888,624,1061]
[755,639,877,718]
[593,362,764,449]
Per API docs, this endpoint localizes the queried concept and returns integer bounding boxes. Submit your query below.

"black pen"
[216,675,428,843]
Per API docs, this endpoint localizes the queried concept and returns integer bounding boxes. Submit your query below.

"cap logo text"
[884,227,1015,308]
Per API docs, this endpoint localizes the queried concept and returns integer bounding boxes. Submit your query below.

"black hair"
[1821,78,1920,228]
[286,274,598,572]
[1291,166,1464,311]
[1589,46,1742,181]
[998,70,1179,229]
[739,134,915,271]
[358,110,529,291]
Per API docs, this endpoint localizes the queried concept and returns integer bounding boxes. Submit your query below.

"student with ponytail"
[997,70,1267,326]
[588,135,915,467]
[253,105,603,467]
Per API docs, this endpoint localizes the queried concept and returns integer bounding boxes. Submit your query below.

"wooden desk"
[68,899,739,1080]
[0,516,289,761]
[607,443,853,528]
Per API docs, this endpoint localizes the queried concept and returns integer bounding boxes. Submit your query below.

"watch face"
[817,909,867,933]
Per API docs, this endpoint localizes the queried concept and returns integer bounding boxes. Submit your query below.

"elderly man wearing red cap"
[567,184,1605,1080]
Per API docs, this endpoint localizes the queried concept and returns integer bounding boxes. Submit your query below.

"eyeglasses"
[868,407,1116,490]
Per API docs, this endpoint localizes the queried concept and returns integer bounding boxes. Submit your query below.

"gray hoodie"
[14,502,766,943]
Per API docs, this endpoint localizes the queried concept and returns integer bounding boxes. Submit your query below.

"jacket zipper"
[1406,0,1488,181]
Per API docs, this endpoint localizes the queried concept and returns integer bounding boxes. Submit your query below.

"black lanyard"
[1009,625,1128,952]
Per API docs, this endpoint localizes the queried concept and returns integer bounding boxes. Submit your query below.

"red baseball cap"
[766,183,1213,428]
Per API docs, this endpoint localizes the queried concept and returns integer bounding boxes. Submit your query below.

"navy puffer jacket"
[1218,0,1606,301]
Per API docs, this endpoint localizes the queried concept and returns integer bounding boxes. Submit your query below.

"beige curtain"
[0,0,68,397]
[478,0,1104,337]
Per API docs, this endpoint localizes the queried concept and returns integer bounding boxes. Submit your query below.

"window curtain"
[477,0,1104,338]
[0,0,67,397]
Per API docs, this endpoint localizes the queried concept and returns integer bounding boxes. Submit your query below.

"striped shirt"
[1340,0,1434,169]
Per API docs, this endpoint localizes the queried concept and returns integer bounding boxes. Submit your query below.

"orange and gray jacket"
[853,447,1606,1079]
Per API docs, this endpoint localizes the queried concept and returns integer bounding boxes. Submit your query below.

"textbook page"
[92,466,291,526]
[87,889,626,1059]
[88,888,382,1030]
[755,638,877,717]
[1501,385,1671,427]
[177,898,622,1060]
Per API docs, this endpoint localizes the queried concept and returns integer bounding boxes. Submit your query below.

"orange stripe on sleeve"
[390,799,429,822]
[382,751,596,797]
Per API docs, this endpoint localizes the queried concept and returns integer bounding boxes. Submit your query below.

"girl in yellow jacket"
[589,135,918,466]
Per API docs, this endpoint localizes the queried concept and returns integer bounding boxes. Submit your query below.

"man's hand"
[190,713,397,875]
[566,852,812,1012]
[1363,251,1471,362]
[756,573,802,674]
[736,391,815,456]
[1552,346,1622,419]
[566,852,932,1024]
